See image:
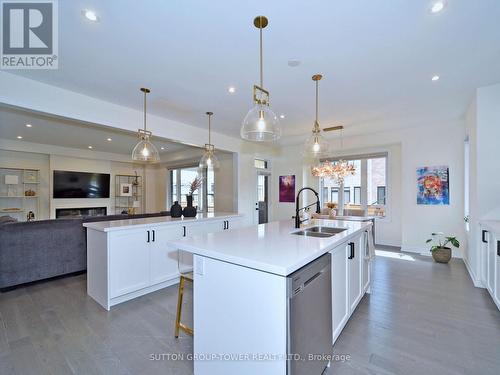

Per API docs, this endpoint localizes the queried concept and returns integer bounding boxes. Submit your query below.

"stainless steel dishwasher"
[287,253,332,374]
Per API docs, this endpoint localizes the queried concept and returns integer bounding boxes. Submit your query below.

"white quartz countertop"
[83,212,242,232]
[480,220,500,234]
[168,219,372,276]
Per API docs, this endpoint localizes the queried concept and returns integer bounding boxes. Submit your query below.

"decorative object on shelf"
[199,112,220,172]
[5,175,18,185]
[2,208,22,212]
[183,177,202,217]
[24,170,38,182]
[241,16,281,142]
[133,171,139,186]
[304,74,329,158]
[170,201,182,218]
[130,200,141,215]
[26,210,35,221]
[311,160,356,184]
[310,126,356,184]
[132,87,160,162]
[279,175,295,203]
[120,183,133,197]
[5,175,19,197]
[426,232,460,263]
[417,166,449,205]
[24,189,36,196]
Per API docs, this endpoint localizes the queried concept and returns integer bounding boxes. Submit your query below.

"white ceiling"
[0,105,200,156]
[8,0,500,142]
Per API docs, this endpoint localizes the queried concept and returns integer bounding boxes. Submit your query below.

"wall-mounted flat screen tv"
[53,170,110,198]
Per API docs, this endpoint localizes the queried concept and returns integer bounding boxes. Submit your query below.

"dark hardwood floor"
[1,251,499,375]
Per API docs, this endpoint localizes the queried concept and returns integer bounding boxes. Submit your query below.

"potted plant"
[426,232,460,263]
[183,177,202,217]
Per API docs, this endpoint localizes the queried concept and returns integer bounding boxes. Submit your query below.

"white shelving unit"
[0,167,40,221]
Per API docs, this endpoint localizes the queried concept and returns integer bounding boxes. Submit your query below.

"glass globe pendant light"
[304,74,329,157]
[132,87,160,162]
[241,16,281,142]
[199,112,220,170]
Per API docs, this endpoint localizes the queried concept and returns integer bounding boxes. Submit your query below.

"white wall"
[464,82,500,285]
[273,121,466,257]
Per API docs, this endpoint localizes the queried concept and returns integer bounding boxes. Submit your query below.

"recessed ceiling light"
[228,86,236,94]
[25,124,32,128]
[430,1,446,13]
[107,138,112,142]
[160,147,165,150]
[16,136,23,139]
[82,9,99,22]
[287,59,301,67]
[88,145,93,149]
[431,75,440,81]
[280,114,285,119]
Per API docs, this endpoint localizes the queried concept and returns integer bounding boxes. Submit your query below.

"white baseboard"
[462,256,484,288]
[401,246,463,259]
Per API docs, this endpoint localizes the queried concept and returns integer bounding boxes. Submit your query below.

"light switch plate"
[195,256,204,275]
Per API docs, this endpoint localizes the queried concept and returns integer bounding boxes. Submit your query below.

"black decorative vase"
[170,201,183,218]
[182,195,197,217]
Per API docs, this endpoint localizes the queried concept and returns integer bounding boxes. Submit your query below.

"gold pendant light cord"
[315,79,319,128]
[208,113,211,145]
[143,90,147,132]
[259,23,263,89]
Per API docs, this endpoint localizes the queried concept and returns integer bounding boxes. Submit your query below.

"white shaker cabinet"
[85,213,243,310]
[331,231,370,345]
[348,237,363,312]
[331,245,349,343]
[109,228,151,298]
[150,225,184,285]
[479,222,500,311]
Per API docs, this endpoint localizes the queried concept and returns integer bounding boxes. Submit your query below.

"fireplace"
[56,207,107,218]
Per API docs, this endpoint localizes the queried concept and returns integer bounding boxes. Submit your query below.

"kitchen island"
[169,218,373,375]
[83,212,243,310]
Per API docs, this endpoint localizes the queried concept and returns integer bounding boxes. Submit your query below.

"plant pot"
[182,195,197,217]
[170,201,182,218]
[431,247,451,263]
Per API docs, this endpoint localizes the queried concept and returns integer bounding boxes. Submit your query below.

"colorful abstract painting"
[279,175,295,203]
[416,166,449,205]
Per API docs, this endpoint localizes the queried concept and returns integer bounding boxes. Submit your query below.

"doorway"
[257,173,269,224]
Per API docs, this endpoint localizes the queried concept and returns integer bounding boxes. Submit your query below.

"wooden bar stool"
[174,272,193,338]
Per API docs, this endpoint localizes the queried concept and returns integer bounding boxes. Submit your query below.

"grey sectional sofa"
[0,212,169,290]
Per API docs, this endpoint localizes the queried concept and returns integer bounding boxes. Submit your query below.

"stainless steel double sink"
[292,226,347,238]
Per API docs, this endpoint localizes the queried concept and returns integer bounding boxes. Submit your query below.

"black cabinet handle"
[223,221,226,230]
[152,230,155,242]
[147,230,150,243]
[348,242,355,259]
[183,226,186,237]
[482,230,488,243]
[226,220,229,230]
[497,241,500,257]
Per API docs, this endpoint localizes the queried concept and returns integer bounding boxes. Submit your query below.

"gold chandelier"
[311,160,356,184]
[310,125,356,183]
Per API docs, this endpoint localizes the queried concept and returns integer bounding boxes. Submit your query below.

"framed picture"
[279,175,295,203]
[417,166,449,205]
[120,183,133,197]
